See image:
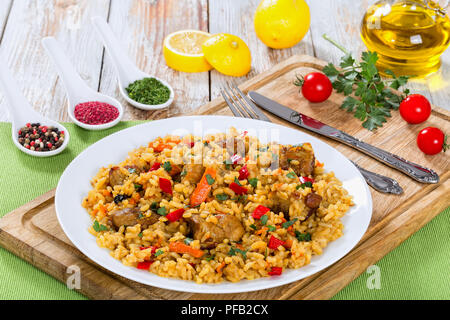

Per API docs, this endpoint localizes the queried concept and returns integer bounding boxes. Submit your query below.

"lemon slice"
[202,33,251,77]
[163,30,213,73]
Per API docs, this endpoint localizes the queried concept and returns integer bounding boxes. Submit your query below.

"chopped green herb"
[204,141,209,146]
[150,202,158,211]
[298,181,313,189]
[250,224,257,230]
[93,220,108,232]
[138,232,143,238]
[216,193,229,201]
[154,249,164,257]
[260,214,268,225]
[157,207,167,216]
[223,160,232,170]
[231,195,248,203]
[180,170,187,177]
[295,231,312,242]
[293,143,304,148]
[206,174,215,185]
[125,77,171,105]
[184,237,193,245]
[287,158,293,163]
[134,183,143,191]
[234,177,242,186]
[286,172,296,179]
[205,255,215,262]
[162,161,172,173]
[267,225,276,232]
[282,218,298,229]
[138,212,144,219]
[127,167,137,174]
[228,247,248,260]
[248,178,258,188]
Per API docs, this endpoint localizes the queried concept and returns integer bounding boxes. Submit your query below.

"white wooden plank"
[0,0,110,122]
[98,0,209,120]
[306,0,450,111]
[208,0,315,101]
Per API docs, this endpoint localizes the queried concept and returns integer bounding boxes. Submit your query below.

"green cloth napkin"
[0,122,448,300]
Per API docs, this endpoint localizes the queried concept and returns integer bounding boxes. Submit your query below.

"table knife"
[248,91,439,184]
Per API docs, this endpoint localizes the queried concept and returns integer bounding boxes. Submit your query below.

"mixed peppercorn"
[18,123,65,152]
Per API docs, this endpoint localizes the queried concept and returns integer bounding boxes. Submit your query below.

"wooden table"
[0,0,449,122]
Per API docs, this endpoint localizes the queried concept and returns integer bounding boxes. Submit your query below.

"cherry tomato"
[297,72,333,103]
[417,127,448,155]
[399,94,431,124]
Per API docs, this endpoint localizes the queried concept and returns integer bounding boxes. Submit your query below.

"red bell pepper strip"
[166,208,185,222]
[268,235,285,250]
[137,261,154,270]
[299,176,314,184]
[231,154,242,164]
[149,162,161,171]
[229,182,247,195]
[238,165,249,180]
[252,205,270,219]
[159,177,173,195]
[268,266,283,276]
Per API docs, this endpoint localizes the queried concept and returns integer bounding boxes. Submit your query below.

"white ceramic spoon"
[0,58,70,157]
[42,37,124,130]
[91,16,174,110]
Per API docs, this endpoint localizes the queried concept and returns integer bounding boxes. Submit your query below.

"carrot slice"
[169,242,204,258]
[216,262,226,273]
[190,167,216,207]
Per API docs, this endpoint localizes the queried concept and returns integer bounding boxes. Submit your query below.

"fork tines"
[220,81,270,122]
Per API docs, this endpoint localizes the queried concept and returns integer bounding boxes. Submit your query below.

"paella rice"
[82,127,353,283]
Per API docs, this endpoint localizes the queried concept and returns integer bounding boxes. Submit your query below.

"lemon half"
[163,30,213,73]
[202,33,251,77]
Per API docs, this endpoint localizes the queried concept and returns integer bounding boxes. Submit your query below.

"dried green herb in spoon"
[125,77,171,105]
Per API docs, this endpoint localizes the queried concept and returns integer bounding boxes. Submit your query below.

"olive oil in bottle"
[361,0,450,78]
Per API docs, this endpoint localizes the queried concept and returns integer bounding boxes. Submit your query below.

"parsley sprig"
[318,34,410,131]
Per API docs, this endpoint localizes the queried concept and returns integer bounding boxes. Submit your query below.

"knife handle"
[335,132,439,184]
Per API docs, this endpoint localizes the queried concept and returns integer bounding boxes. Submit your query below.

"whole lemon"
[254,0,311,49]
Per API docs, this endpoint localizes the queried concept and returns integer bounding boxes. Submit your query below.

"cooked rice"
[82,128,353,283]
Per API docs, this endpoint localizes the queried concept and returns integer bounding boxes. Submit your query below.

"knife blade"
[248,91,439,184]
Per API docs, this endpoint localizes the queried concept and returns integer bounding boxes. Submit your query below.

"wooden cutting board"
[0,55,449,300]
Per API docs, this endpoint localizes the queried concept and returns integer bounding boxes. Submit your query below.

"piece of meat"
[285,143,315,176]
[279,146,290,170]
[168,163,182,177]
[109,167,127,187]
[271,197,290,216]
[305,193,322,209]
[109,207,160,231]
[188,214,245,249]
[182,164,204,184]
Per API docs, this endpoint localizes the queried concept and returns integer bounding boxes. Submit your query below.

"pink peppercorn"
[74,101,119,125]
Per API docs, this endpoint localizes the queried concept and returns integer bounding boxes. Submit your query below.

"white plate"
[55,116,372,294]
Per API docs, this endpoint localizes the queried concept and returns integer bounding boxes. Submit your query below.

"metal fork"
[220,81,403,195]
